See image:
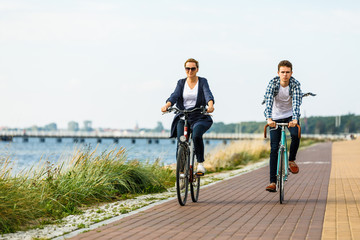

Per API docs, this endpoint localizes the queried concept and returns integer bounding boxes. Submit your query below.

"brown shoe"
[289,161,299,174]
[266,183,277,192]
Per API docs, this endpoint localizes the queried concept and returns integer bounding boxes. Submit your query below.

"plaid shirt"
[263,76,302,120]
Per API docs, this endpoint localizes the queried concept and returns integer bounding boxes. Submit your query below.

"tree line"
[209,114,360,134]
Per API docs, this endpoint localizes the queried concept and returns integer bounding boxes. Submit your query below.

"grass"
[204,140,270,172]
[203,138,323,173]
[0,147,175,234]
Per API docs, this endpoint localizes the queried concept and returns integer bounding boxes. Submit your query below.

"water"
[0,137,223,173]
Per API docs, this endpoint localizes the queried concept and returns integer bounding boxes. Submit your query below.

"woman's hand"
[207,105,214,113]
[207,100,214,113]
[161,102,172,113]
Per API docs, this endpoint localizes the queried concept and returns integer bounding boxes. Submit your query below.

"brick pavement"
[322,139,360,240]
[69,142,333,240]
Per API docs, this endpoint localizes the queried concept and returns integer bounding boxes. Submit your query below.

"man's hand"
[288,119,298,128]
[267,118,276,128]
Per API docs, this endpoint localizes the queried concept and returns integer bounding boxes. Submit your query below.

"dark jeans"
[269,117,300,183]
[176,120,210,163]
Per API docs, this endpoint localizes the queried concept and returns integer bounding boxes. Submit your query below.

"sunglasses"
[185,67,197,71]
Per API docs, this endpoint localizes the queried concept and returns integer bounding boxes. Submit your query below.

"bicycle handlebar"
[164,106,208,116]
[302,92,316,98]
[264,123,301,139]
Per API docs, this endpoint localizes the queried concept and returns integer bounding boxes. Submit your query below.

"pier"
[0,130,350,143]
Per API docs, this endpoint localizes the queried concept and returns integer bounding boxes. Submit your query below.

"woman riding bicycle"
[161,58,215,174]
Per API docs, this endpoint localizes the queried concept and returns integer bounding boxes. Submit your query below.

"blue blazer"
[166,77,215,138]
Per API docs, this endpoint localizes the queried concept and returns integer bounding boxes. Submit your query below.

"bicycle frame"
[276,124,289,181]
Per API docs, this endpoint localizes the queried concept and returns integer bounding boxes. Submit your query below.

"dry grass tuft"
[204,140,270,172]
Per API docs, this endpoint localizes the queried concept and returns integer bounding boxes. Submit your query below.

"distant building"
[68,121,79,131]
[44,123,57,131]
[83,120,93,131]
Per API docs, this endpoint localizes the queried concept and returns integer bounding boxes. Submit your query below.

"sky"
[1,0,359,130]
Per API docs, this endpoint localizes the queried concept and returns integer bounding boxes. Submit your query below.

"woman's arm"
[161,79,184,112]
[202,78,215,113]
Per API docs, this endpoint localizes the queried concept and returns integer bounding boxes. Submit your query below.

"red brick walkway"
[69,142,332,240]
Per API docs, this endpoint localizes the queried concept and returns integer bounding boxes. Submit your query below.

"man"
[263,60,302,192]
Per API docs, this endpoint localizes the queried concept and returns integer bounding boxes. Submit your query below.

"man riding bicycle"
[263,60,302,192]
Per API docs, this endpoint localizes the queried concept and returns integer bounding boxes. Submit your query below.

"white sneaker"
[197,163,206,174]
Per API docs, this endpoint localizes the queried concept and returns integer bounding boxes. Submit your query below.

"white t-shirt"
[183,81,198,109]
[272,85,293,120]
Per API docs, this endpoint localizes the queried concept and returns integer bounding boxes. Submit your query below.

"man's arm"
[264,79,275,120]
[291,83,302,121]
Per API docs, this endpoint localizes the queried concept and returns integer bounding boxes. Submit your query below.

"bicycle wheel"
[279,148,285,204]
[176,144,189,206]
[190,154,200,202]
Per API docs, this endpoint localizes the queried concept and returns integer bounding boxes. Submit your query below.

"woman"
[161,58,215,174]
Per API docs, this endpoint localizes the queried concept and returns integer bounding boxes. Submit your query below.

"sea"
[0,137,223,174]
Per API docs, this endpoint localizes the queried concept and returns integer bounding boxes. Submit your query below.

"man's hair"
[184,58,199,68]
[278,60,292,71]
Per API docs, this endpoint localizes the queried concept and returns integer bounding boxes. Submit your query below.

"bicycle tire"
[176,144,189,206]
[190,153,200,202]
[279,148,285,204]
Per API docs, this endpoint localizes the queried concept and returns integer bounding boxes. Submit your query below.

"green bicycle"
[264,123,301,204]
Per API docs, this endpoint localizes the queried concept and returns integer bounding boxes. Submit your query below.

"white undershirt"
[272,85,293,120]
[183,81,198,109]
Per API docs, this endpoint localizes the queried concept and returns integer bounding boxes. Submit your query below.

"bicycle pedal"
[196,172,204,176]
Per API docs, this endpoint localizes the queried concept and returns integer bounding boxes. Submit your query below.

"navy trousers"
[176,120,210,163]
